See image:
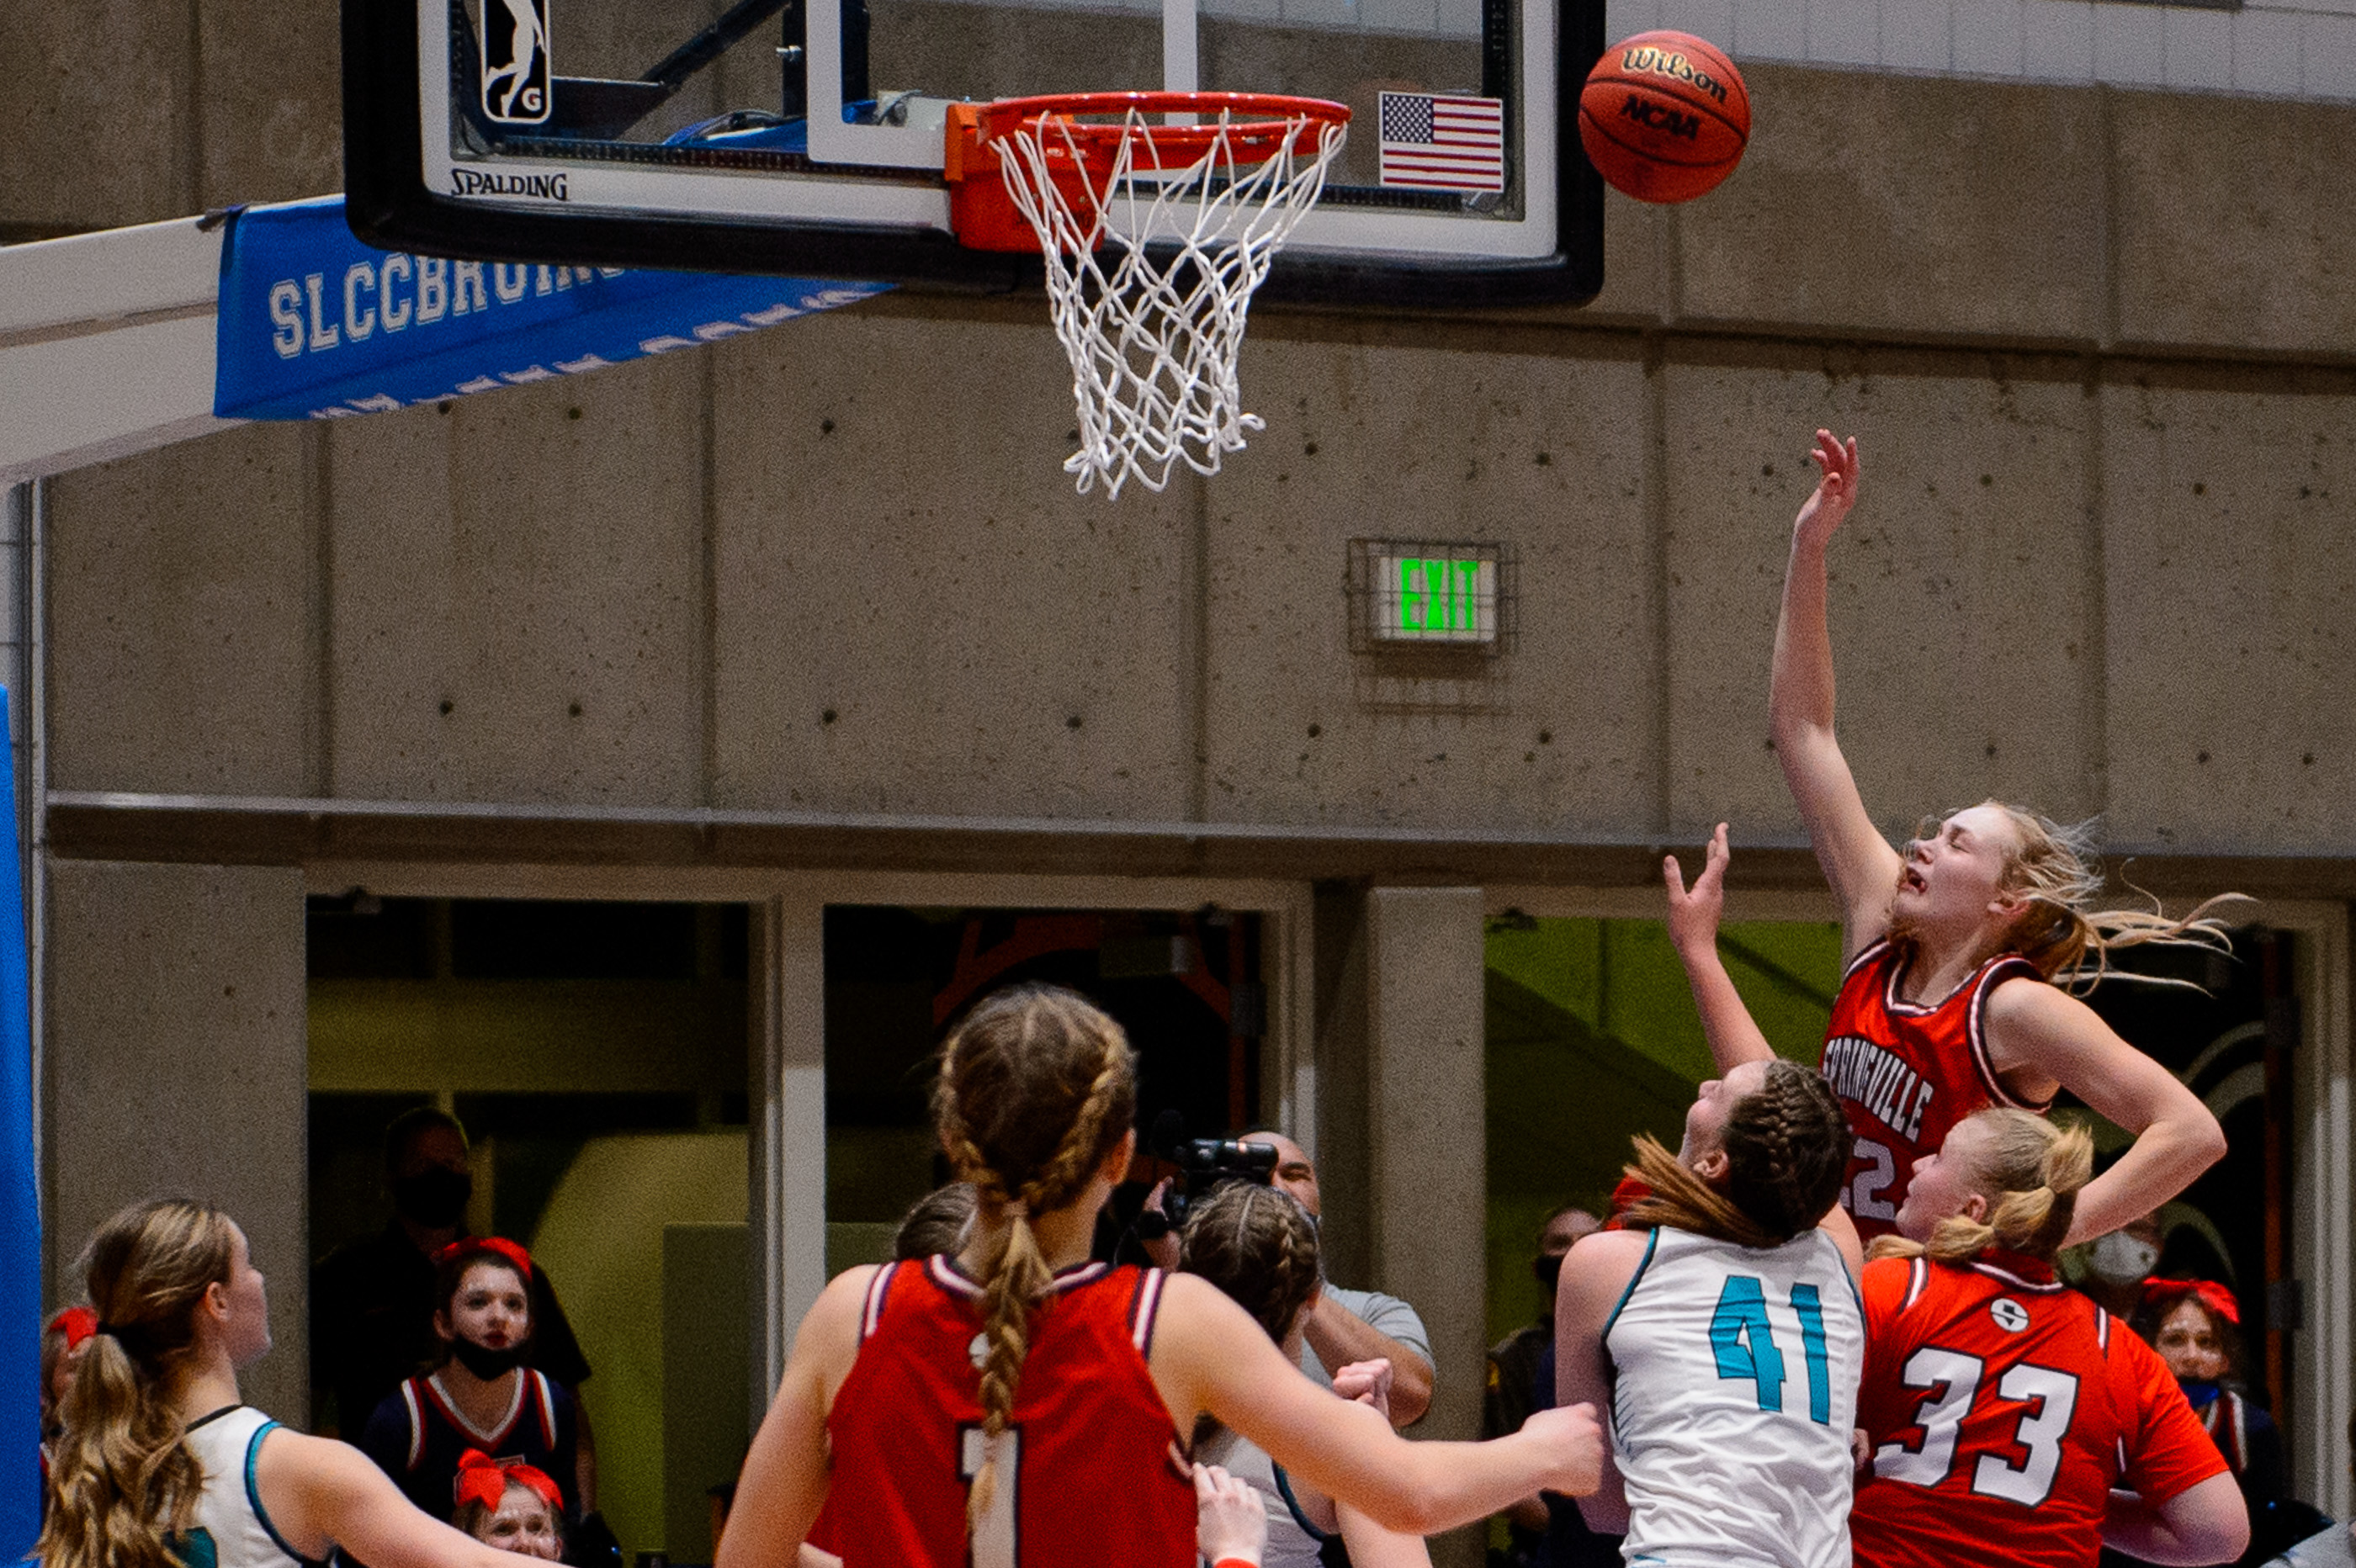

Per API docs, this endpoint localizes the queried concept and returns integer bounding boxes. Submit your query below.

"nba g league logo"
[481,0,551,124]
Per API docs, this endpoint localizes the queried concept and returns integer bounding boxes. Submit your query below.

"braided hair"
[1180,1182,1321,1345]
[1624,1060,1849,1248]
[931,984,1137,1530]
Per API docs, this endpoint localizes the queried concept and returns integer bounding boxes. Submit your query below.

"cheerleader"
[357,1237,584,1527]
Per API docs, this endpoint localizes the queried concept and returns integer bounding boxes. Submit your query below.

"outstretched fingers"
[1810,430,1860,502]
[1699,821,1731,891]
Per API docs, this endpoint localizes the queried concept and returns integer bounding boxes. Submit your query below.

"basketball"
[1579,31,1750,204]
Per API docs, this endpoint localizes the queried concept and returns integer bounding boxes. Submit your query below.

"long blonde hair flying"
[1909,803,2244,991]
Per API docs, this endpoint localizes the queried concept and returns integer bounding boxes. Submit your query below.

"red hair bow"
[433,1236,533,1281]
[47,1306,98,1350]
[454,1449,563,1512]
[2141,1276,2241,1327]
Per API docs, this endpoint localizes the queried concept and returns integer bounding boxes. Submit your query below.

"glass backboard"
[342,0,1603,304]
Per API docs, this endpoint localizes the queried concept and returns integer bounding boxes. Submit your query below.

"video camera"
[1136,1110,1279,1239]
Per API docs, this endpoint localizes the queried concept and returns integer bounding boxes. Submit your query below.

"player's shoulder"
[1858,1253,1922,1310]
[1560,1226,1655,1325]
[1980,966,2079,1030]
[1568,1225,1653,1280]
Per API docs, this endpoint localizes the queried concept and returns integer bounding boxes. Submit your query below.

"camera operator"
[1135,1121,1432,1429]
[1252,1131,1434,1429]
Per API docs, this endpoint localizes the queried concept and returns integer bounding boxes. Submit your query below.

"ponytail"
[1870,1110,2093,1267]
[39,1200,240,1568]
[931,986,1136,1529]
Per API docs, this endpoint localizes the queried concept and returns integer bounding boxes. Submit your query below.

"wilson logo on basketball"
[1618,46,1731,105]
[1618,97,1700,140]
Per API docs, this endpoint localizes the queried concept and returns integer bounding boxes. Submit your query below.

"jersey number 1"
[959,1426,1021,1568]
[1710,1276,1833,1424]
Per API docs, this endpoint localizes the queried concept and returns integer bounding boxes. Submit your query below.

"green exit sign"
[1374,554,1497,644]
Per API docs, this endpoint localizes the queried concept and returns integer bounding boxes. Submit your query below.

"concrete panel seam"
[307,426,333,797]
[2080,357,2109,819]
[1643,331,1672,837]
[700,350,720,809]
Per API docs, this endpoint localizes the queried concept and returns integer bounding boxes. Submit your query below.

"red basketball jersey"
[1820,939,2049,1240]
[1851,1253,2226,1568]
[819,1255,1196,1568]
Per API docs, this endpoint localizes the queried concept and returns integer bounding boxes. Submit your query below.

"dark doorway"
[820,904,1267,1269]
[306,895,756,1567]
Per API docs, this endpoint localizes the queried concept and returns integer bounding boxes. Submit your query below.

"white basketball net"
[990,106,1347,498]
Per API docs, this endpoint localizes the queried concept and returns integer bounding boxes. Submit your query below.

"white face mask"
[2088,1232,2160,1285]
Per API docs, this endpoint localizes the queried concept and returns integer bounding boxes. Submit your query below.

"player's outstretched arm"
[717,1268,876,1568]
[1664,824,1774,1073]
[1985,982,2226,1245]
[250,1428,549,1568]
[1770,429,1902,959]
[2099,1475,2250,1565]
[1153,1273,1601,1537]
[1552,1229,1642,1535]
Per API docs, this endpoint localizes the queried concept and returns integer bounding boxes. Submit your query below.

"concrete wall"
[43,861,310,1423]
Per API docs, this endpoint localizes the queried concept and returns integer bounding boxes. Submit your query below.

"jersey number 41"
[1711,1276,1835,1425]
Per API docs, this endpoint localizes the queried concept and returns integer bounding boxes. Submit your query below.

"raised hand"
[1792,429,1860,548]
[1662,822,1731,960]
[1193,1464,1268,1566]
[1522,1402,1605,1497]
[1330,1358,1394,1424]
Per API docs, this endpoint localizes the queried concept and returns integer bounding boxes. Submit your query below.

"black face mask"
[392,1167,473,1229]
[1532,1253,1564,1291]
[449,1337,526,1380]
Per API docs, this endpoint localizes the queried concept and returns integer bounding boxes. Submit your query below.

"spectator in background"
[1484,1205,1599,1568]
[2135,1279,2284,1507]
[2079,1212,2167,1319]
[1250,1131,1435,1428]
[357,1237,587,1527]
[450,1451,565,1561]
[311,1108,593,1444]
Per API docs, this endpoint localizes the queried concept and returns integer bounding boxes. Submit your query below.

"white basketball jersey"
[180,1406,313,1568]
[1602,1226,1863,1568]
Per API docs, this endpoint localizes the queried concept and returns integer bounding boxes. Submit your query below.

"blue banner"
[214,197,888,420]
[0,689,34,1564]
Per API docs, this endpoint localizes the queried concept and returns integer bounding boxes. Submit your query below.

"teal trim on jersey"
[172,1525,221,1568]
[1599,1227,1660,1343]
[243,1420,326,1567]
[1823,1228,1865,1317]
[1271,1462,1335,1544]
[1601,1227,1660,1452]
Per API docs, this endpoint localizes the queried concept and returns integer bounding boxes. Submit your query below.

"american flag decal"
[1377,92,1505,192]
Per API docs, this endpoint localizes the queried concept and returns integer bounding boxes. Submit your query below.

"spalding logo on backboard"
[480,0,552,124]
